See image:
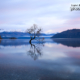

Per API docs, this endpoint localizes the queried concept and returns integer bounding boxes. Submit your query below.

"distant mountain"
[0,32,28,37]
[0,31,55,39]
[52,29,80,38]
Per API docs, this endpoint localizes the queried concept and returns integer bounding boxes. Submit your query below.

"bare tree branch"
[26,24,43,43]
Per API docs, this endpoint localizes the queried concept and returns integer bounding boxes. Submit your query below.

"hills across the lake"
[52,29,80,38]
[0,32,55,39]
[1,29,80,39]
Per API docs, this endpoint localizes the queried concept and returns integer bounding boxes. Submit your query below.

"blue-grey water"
[0,39,80,80]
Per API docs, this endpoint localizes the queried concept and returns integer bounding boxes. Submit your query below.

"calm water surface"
[0,39,80,80]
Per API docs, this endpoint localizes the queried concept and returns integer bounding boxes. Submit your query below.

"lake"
[0,39,80,80]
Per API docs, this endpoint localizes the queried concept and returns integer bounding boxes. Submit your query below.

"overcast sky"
[0,0,80,33]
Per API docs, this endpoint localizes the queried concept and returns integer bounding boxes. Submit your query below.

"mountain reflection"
[27,43,43,60]
[0,39,29,46]
[52,39,80,47]
[0,39,45,46]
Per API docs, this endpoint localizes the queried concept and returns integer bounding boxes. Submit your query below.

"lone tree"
[26,24,44,43]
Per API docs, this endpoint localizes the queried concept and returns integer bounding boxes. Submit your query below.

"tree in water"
[26,24,44,44]
[26,24,44,60]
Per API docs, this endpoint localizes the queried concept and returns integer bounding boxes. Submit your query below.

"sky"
[0,0,80,33]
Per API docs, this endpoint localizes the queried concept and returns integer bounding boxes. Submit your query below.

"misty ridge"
[0,31,54,39]
[0,29,80,39]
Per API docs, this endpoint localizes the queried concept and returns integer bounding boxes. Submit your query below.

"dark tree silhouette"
[26,24,44,60]
[26,24,44,44]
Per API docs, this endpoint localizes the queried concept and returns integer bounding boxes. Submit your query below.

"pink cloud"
[66,17,80,25]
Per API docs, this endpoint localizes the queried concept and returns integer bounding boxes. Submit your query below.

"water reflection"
[0,39,29,46]
[0,40,1,43]
[27,43,43,60]
[0,39,80,80]
[52,38,80,47]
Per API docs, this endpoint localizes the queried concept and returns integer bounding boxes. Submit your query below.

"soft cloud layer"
[0,0,80,33]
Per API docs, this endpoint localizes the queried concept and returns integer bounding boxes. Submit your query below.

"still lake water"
[0,39,80,80]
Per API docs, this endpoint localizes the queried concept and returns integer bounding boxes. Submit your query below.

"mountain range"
[0,32,55,39]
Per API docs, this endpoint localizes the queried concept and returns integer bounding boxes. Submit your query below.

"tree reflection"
[27,43,44,60]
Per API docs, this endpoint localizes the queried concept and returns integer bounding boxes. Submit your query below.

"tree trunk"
[29,39,32,44]
[29,36,35,44]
